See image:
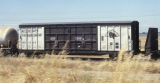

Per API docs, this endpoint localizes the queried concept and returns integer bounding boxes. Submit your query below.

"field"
[0,35,160,83]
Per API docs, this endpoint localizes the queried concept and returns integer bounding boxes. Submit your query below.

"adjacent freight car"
[0,28,18,55]
[18,21,139,56]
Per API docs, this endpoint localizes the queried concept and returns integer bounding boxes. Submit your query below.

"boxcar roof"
[20,21,137,26]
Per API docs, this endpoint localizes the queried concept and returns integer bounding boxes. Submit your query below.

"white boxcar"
[18,21,139,55]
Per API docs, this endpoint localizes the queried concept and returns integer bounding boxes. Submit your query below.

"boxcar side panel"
[27,27,32,50]
[120,25,132,51]
[32,27,38,50]
[97,26,101,51]
[107,26,115,51]
[18,29,22,49]
[114,26,121,51]
[37,27,45,50]
[100,26,108,51]
[19,28,27,50]
[128,27,132,51]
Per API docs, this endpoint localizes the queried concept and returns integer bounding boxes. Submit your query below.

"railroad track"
[53,55,110,59]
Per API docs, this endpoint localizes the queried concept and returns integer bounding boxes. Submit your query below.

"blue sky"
[0,0,160,32]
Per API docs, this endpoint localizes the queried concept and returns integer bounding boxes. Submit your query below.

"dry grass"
[0,52,159,83]
[0,35,159,83]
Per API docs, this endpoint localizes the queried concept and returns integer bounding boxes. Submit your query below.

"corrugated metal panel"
[44,25,97,52]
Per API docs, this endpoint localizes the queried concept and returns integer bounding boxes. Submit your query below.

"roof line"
[20,21,138,25]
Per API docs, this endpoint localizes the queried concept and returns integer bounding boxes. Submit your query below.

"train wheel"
[2,50,10,56]
[109,53,117,60]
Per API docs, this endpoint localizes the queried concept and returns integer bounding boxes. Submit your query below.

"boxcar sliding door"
[98,25,132,52]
